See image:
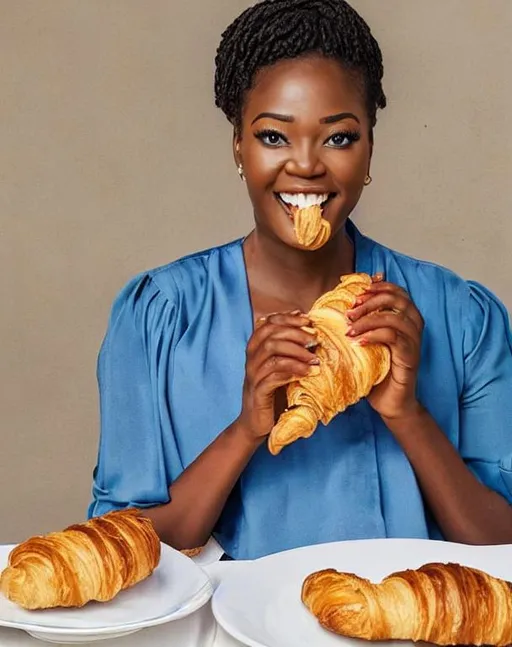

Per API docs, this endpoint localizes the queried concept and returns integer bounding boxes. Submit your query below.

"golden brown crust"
[267,272,391,455]
[0,509,161,610]
[180,547,204,558]
[302,562,512,646]
[293,205,331,250]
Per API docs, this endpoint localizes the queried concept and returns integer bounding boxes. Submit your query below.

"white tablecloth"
[0,561,246,647]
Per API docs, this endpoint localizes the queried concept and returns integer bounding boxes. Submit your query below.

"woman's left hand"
[345,280,424,421]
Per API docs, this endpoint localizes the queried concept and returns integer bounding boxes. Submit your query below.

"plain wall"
[1,0,510,542]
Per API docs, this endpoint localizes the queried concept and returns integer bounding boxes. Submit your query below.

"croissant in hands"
[268,272,391,455]
[0,509,161,610]
[302,562,512,646]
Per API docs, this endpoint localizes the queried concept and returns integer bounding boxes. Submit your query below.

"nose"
[284,142,326,179]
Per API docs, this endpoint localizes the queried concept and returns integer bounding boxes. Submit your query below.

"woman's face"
[235,55,372,249]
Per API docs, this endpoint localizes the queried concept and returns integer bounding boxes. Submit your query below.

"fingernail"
[354,298,364,306]
[291,309,302,315]
[309,357,321,365]
[346,328,357,337]
[373,272,384,281]
[356,337,368,346]
[305,340,318,350]
[346,310,356,321]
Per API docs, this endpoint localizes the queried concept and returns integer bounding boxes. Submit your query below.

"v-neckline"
[235,220,375,342]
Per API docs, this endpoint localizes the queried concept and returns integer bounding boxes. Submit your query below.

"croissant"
[0,508,161,610]
[302,562,512,646]
[267,272,391,455]
[180,547,204,558]
[293,204,331,250]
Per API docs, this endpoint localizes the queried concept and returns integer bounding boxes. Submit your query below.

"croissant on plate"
[180,546,204,558]
[302,562,512,646]
[267,271,391,455]
[0,508,161,610]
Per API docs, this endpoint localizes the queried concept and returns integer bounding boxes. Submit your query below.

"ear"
[232,129,242,167]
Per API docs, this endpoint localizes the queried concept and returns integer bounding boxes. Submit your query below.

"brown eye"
[325,130,361,148]
[254,129,288,147]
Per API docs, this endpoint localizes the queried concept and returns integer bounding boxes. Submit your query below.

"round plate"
[212,538,512,647]
[0,542,213,643]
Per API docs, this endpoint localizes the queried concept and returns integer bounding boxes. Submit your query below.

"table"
[0,561,246,647]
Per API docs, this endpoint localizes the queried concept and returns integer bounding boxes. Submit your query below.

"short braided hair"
[214,0,386,133]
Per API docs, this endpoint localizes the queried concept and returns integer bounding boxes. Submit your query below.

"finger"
[348,283,408,310]
[353,327,401,348]
[347,292,411,320]
[247,320,316,356]
[302,327,321,350]
[348,292,410,317]
[348,292,423,333]
[360,281,410,300]
[346,312,420,342]
[255,310,304,328]
[354,329,418,367]
[266,312,312,327]
[254,372,299,399]
[254,358,318,392]
[253,339,321,373]
[252,314,311,341]
[371,272,384,283]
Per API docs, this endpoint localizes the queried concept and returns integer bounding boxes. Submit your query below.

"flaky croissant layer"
[0,509,161,610]
[293,204,331,250]
[302,562,512,646]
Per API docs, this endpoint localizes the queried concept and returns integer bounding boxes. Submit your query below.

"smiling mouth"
[274,192,336,219]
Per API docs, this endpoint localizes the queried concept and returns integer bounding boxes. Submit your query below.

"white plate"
[0,542,213,643]
[212,538,512,647]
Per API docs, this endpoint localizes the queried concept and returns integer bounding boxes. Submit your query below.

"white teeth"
[279,192,329,209]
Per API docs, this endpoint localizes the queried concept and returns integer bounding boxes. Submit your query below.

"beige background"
[1,0,510,543]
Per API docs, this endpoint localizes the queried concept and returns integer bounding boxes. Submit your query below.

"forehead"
[243,55,367,123]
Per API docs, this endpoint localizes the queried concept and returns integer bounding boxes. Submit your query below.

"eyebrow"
[251,112,294,125]
[320,112,360,124]
[251,111,360,125]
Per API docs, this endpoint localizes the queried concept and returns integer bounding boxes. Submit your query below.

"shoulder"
[369,237,468,297]
[361,233,480,316]
[366,234,511,353]
[359,229,510,341]
[146,238,243,295]
[110,239,243,312]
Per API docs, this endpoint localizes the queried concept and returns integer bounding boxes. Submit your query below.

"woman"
[88,0,512,560]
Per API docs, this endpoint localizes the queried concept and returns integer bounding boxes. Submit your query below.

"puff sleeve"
[459,281,512,502]
[87,273,180,518]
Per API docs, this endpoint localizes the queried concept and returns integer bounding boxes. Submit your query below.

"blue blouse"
[88,222,512,560]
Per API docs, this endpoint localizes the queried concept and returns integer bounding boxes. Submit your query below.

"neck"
[243,223,355,312]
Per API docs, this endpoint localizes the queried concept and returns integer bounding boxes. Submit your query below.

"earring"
[364,175,372,186]
[238,163,246,182]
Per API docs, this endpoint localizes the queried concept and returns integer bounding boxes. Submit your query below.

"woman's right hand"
[238,311,320,441]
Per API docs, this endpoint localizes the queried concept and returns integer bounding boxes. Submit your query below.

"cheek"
[325,148,369,187]
[244,147,285,185]
[244,156,280,206]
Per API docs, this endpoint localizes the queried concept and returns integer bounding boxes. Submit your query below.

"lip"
[275,193,293,219]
